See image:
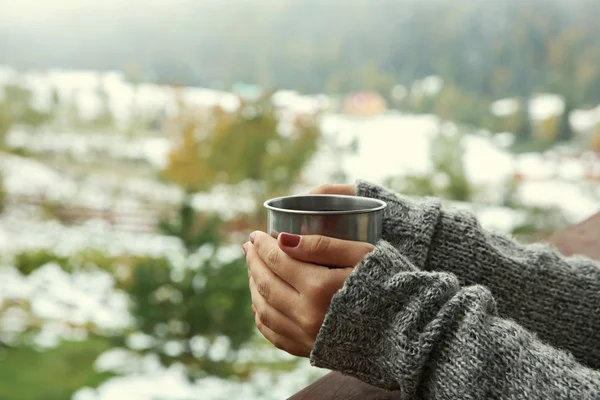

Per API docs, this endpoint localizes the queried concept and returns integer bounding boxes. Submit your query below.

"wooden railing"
[290,211,600,400]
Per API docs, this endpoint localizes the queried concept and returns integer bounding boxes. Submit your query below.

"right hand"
[309,184,355,196]
[244,231,373,358]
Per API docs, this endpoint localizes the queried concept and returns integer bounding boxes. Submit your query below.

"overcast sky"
[0,0,205,26]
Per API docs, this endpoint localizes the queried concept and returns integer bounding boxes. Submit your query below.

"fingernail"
[242,242,249,255]
[248,269,251,278]
[252,304,256,314]
[249,232,256,244]
[280,232,301,248]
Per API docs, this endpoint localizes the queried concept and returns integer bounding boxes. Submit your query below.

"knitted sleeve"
[356,180,600,369]
[311,241,600,398]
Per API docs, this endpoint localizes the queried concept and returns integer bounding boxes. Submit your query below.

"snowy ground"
[1,65,599,399]
[1,114,599,399]
[0,152,257,222]
[0,261,325,400]
[307,112,599,222]
[6,129,172,169]
[74,352,324,400]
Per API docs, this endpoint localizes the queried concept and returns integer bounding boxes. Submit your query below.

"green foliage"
[510,137,555,154]
[0,337,114,400]
[0,102,12,148]
[435,85,492,128]
[13,248,168,284]
[127,255,254,351]
[90,87,115,128]
[515,97,533,144]
[591,123,600,152]
[387,174,436,198]
[2,84,52,128]
[155,98,322,377]
[510,205,571,243]
[431,132,474,202]
[14,249,71,275]
[127,207,255,378]
[500,178,570,243]
[557,100,573,142]
[163,98,320,196]
[0,172,5,215]
[159,195,222,252]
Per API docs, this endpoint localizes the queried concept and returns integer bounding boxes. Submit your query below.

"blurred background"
[0,0,599,398]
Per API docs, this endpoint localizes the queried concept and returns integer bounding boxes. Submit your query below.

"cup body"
[264,195,386,244]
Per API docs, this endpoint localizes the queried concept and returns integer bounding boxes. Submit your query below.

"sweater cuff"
[355,179,442,269]
[309,240,417,391]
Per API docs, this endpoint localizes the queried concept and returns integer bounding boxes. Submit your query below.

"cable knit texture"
[309,180,600,399]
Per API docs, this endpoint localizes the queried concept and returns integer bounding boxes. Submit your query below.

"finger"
[278,233,374,268]
[246,242,299,308]
[309,184,355,196]
[250,277,314,347]
[250,231,311,290]
[254,312,310,358]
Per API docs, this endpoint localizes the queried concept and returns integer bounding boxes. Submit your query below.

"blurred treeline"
[3,0,599,105]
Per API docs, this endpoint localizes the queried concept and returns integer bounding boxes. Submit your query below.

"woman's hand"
[242,231,373,357]
[309,183,356,196]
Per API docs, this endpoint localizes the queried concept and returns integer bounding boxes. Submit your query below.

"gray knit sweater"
[310,181,600,399]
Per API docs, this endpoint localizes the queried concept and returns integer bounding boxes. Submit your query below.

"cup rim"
[263,194,387,215]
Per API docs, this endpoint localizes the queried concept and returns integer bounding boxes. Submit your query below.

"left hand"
[242,231,374,357]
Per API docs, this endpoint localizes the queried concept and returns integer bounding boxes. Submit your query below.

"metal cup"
[264,195,386,244]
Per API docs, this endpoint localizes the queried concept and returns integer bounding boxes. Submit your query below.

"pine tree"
[557,100,573,143]
[0,172,6,215]
[0,102,11,149]
[515,96,533,144]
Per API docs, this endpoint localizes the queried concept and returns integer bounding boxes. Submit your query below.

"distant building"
[343,92,387,116]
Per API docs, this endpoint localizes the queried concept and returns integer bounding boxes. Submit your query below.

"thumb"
[278,233,374,268]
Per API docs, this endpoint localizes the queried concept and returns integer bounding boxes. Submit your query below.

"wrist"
[355,180,442,269]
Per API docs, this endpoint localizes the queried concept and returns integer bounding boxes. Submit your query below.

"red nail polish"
[280,232,301,247]
[249,232,256,244]
[242,242,249,255]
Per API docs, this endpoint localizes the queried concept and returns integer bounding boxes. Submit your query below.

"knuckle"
[253,232,262,247]
[256,308,269,328]
[304,275,324,295]
[362,243,375,256]
[246,246,261,266]
[266,247,281,268]
[255,275,271,301]
[245,248,255,264]
[351,243,375,265]
[300,313,322,335]
[271,336,284,350]
[311,235,331,255]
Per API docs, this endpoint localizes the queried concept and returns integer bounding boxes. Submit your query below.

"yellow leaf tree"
[163,121,218,193]
[590,122,600,153]
[163,96,321,197]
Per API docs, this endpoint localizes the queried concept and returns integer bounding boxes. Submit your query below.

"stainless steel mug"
[264,194,386,244]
